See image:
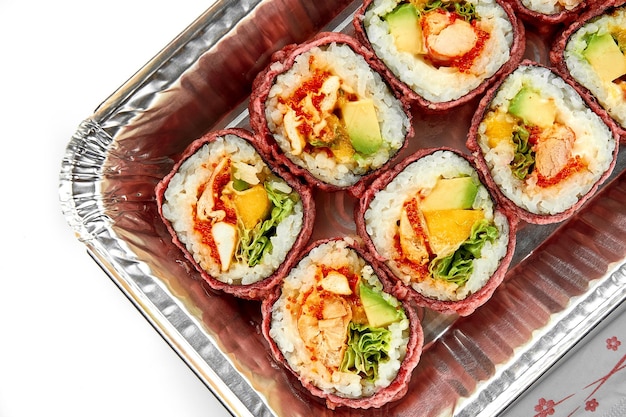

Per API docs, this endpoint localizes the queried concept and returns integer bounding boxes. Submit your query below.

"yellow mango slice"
[483,111,516,148]
[423,209,484,255]
[233,184,272,229]
[330,128,355,163]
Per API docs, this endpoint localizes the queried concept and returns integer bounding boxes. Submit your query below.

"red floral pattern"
[535,398,556,417]
[585,399,598,412]
[607,336,621,351]
[531,335,624,416]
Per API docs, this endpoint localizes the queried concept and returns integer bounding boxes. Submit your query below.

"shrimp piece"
[318,75,341,114]
[398,205,429,266]
[197,157,230,221]
[297,287,352,370]
[283,109,306,155]
[534,124,575,179]
[422,10,478,65]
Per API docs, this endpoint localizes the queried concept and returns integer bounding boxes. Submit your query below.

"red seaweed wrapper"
[249,32,413,198]
[550,0,626,142]
[155,128,314,300]
[352,0,525,111]
[467,60,619,224]
[260,237,423,409]
[506,0,591,27]
[355,147,517,316]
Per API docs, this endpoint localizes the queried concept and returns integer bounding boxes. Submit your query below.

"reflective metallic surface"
[59,0,626,415]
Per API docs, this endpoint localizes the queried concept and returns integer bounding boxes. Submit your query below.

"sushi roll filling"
[562,8,626,129]
[271,240,410,397]
[363,150,511,302]
[361,0,515,104]
[481,85,590,190]
[293,265,400,381]
[161,134,306,286]
[194,156,299,271]
[277,57,385,166]
[474,63,617,219]
[393,176,499,286]
[384,0,489,73]
[265,42,410,188]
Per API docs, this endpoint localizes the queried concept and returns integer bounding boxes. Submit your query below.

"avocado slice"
[420,177,478,211]
[386,3,425,55]
[359,283,401,328]
[508,87,556,128]
[583,32,626,82]
[341,99,383,155]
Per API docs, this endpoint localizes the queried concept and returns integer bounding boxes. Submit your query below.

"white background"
[0,1,231,416]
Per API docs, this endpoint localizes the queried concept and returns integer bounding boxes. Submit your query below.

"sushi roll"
[506,0,589,27]
[353,0,525,111]
[249,32,413,197]
[550,0,626,141]
[467,61,619,224]
[261,238,423,409]
[156,128,314,300]
[355,148,516,316]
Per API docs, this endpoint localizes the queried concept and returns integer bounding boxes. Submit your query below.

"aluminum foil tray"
[59,0,626,415]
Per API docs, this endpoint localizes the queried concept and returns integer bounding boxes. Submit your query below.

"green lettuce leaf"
[429,219,499,286]
[510,125,535,180]
[418,0,478,22]
[237,181,297,266]
[340,322,391,381]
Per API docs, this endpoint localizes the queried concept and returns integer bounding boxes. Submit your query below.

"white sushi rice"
[363,0,513,103]
[161,134,304,285]
[521,0,581,14]
[269,239,410,398]
[564,7,626,129]
[365,151,510,301]
[477,65,616,216]
[265,43,410,187]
